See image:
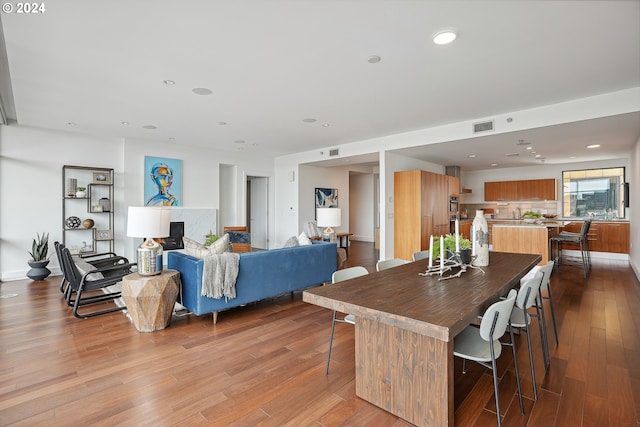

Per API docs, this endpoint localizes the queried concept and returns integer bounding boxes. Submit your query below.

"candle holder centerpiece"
[419,228,484,281]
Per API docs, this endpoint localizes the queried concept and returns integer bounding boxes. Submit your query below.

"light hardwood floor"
[0,241,638,426]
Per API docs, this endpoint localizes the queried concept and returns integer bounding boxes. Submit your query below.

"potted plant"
[204,231,219,246]
[431,233,473,264]
[76,186,87,198]
[27,232,51,281]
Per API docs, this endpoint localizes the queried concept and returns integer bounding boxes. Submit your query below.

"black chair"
[59,246,136,319]
[549,220,592,278]
[54,241,131,297]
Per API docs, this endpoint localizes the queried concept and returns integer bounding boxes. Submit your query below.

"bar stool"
[549,220,592,278]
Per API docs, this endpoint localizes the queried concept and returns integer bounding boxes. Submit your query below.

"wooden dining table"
[303,251,541,427]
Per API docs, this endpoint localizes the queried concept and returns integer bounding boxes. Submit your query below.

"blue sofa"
[167,240,337,323]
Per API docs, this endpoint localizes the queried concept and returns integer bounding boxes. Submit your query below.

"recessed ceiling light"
[67,122,77,126]
[302,118,317,123]
[142,125,157,130]
[586,144,601,149]
[321,123,330,127]
[433,30,457,45]
[163,80,175,85]
[121,121,129,125]
[192,87,213,95]
[367,55,382,63]
[218,122,227,126]
[526,146,532,150]
[468,154,476,158]
[505,153,520,157]
[570,156,577,159]
[535,154,542,158]
[491,163,498,167]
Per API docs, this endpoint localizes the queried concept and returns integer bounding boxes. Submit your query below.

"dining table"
[303,251,541,427]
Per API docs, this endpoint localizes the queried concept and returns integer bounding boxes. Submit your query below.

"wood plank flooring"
[1,241,639,426]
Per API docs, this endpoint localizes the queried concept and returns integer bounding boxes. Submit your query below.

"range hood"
[445,166,472,193]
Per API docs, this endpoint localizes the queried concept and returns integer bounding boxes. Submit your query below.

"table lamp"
[127,207,171,276]
[316,207,341,242]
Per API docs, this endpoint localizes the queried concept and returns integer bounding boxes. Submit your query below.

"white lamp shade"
[127,207,171,238]
[316,208,341,228]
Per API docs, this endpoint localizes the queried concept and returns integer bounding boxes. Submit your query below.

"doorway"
[247,176,268,249]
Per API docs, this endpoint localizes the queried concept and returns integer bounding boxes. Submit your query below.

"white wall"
[0,125,125,280]
[298,164,350,239]
[349,173,375,242]
[1,125,275,280]
[630,136,640,280]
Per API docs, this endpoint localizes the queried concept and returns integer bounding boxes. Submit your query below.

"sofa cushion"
[283,236,299,247]
[297,232,312,246]
[184,234,231,258]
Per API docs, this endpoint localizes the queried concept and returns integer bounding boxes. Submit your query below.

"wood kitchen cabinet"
[394,170,449,260]
[448,176,460,197]
[484,178,556,201]
[560,221,629,253]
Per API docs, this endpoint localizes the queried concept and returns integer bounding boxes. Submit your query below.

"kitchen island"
[491,221,561,265]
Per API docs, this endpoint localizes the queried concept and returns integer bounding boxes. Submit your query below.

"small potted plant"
[27,232,51,281]
[76,186,87,198]
[431,233,473,264]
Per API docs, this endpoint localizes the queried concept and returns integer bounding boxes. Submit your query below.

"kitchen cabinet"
[492,225,549,265]
[484,178,556,201]
[394,170,449,260]
[62,165,114,255]
[561,221,629,253]
[459,220,472,240]
[448,176,460,197]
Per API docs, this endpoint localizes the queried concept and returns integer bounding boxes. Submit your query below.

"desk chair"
[454,289,524,427]
[549,220,591,277]
[376,258,408,271]
[326,266,369,374]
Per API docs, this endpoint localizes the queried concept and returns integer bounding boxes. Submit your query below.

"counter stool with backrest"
[325,266,369,374]
[549,219,592,278]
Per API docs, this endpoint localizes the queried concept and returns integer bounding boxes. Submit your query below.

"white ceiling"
[1,1,639,170]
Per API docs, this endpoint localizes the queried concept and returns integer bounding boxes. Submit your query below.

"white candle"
[428,235,434,267]
[440,235,444,269]
[471,225,476,256]
[455,219,460,252]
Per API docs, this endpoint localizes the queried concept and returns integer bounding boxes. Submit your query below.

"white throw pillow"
[297,231,312,246]
[283,236,299,248]
[183,233,232,259]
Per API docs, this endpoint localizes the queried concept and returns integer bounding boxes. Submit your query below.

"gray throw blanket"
[201,252,240,300]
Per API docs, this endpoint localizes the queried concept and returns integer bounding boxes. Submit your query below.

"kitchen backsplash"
[460,202,559,220]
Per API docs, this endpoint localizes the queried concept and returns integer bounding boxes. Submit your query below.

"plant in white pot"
[76,186,86,198]
[27,232,51,281]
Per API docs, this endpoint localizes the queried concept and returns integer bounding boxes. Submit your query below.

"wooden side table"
[121,269,180,332]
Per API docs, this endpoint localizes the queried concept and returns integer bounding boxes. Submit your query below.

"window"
[562,167,625,219]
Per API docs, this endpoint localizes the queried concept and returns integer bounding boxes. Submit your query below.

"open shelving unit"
[62,165,114,255]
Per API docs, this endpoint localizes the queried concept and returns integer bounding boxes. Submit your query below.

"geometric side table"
[121,269,180,332]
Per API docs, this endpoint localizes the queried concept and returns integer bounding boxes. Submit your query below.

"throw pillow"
[209,233,231,254]
[183,234,232,258]
[283,236,299,248]
[183,236,211,259]
[72,256,105,280]
[305,221,322,238]
[297,231,312,246]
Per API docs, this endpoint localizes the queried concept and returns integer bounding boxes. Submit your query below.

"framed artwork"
[95,229,113,241]
[92,172,111,184]
[144,156,182,206]
[315,187,338,211]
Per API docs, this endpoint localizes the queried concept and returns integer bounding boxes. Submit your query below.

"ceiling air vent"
[329,148,339,156]
[473,120,494,133]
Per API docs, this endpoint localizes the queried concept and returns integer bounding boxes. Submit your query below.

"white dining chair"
[510,271,545,400]
[325,266,369,374]
[454,289,524,427]
[376,258,408,271]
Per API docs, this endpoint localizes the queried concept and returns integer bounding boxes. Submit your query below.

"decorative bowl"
[523,218,537,223]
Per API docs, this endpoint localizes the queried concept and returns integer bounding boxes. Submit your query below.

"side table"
[121,269,180,332]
